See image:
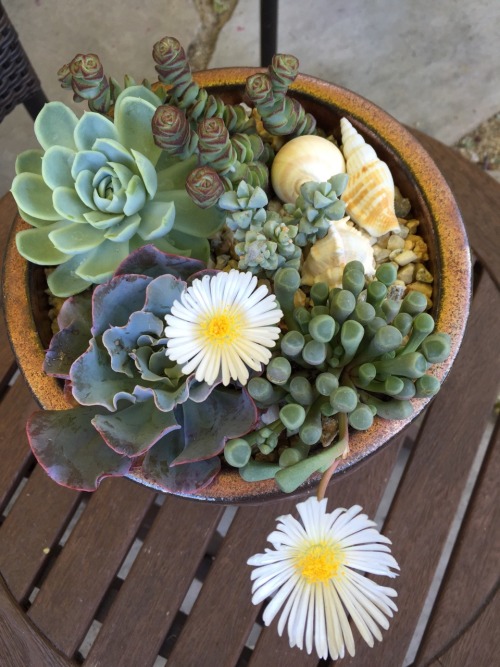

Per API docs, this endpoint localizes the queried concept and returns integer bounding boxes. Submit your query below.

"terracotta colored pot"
[2,68,471,503]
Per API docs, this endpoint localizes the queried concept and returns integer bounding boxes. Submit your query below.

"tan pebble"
[294,288,307,308]
[404,239,415,250]
[395,250,419,266]
[397,222,410,239]
[387,235,405,250]
[407,281,433,298]
[373,245,391,262]
[415,263,434,283]
[406,219,420,233]
[389,248,403,261]
[377,232,390,247]
[397,263,415,284]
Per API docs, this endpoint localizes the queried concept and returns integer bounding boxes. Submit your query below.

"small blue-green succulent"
[11,87,224,297]
[28,246,257,493]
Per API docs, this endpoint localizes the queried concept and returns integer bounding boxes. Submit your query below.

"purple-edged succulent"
[29,246,257,493]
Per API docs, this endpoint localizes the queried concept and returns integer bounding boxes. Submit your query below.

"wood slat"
[27,478,156,657]
[248,435,408,667]
[410,130,500,288]
[0,377,37,513]
[0,464,81,603]
[0,194,19,388]
[165,497,296,667]
[415,423,500,664]
[85,496,224,667]
[0,574,75,667]
[338,262,500,665]
[427,589,500,667]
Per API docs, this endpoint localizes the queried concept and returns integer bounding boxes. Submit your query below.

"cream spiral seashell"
[340,118,400,237]
[301,216,375,288]
[271,135,346,204]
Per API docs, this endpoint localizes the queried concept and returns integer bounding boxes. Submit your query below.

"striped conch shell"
[340,118,400,237]
[301,216,375,288]
[271,135,346,204]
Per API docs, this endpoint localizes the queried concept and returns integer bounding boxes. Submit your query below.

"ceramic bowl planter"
[2,68,471,503]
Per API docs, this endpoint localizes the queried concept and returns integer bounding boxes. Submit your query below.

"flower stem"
[316,412,349,501]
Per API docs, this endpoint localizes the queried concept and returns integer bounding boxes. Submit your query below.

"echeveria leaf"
[16,220,71,266]
[17,207,54,228]
[92,138,135,170]
[11,172,60,220]
[102,311,164,377]
[114,85,163,113]
[75,239,130,283]
[34,102,78,151]
[113,244,205,280]
[71,149,108,179]
[43,292,93,377]
[74,111,119,151]
[143,274,186,318]
[52,185,89,222]
[171,388,257,466]
[160,229,210,264]
[49,222,105,253]
[27,406,132,491]
[104,214,141,242]
[83,210,124,230]
[74,169,98,209]
[47,255,93,297]
[92,398,180,457]
[142,429,221,494]
[70,339,138,410]
[15,149,44,176]
[165,189,224,238]
[156,155,197,191]
[15,223,72,265]
[114,96,161,165]
[92,273,152,337]
[135,200,175,241]
[123,174,147,216]
[131,149,157,198]
[42,146,76,190]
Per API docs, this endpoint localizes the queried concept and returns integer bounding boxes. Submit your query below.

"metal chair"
[0,2,47,123]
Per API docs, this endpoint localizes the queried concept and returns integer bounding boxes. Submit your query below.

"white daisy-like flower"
[164,270,283,386]
[248,496,399,660]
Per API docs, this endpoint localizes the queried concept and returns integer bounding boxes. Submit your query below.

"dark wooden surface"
[0,135,499,667]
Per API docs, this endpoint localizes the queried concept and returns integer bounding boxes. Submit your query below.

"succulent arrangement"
[10,36,450,496]
[9,35,456,661]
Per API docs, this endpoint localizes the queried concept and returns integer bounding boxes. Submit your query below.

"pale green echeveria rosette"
[11,86,223,297]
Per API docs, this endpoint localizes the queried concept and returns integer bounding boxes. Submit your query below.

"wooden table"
[0,132,499,667]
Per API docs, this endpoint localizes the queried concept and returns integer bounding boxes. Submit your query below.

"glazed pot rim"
[2,68,471,504]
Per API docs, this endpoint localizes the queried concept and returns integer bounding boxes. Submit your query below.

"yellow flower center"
[295,542,344,584]
[202,310,242,345]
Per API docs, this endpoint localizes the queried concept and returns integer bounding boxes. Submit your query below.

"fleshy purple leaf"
[141,428,221,493]
[142,273,186,318]
[91,273,152,337]
[102,311,165,377]
[27,406,132,491]
[113,243,205,279]
[70,339,137,410]
[44,292,93,377]
[170,387,257,466]
[92,398,180,456]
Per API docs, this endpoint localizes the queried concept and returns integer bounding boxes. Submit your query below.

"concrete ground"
[1,0,500,193]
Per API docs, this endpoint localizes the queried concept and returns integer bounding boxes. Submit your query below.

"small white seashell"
[301,216,375,288]
[340,118,400,237]
[271,135,346,204]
